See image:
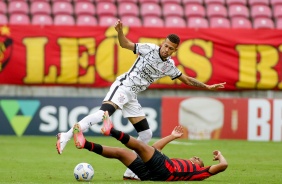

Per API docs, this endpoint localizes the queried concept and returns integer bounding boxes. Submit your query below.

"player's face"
[190,156,204,167]
[160,39,178,59]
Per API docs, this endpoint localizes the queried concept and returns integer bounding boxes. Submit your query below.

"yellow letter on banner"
[96,27,136,82]
[23,37,48,83]
[78,38,95,84]
[236,45,279,89]
[236,45,257,88]
[57,38,78,84]
[178,39,213,83]
[256,45,278,89]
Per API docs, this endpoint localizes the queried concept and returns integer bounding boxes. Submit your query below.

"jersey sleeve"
[167,59,182,80]
[134,43,156,56]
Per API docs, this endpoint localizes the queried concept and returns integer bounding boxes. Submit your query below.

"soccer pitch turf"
[1,136,282,184]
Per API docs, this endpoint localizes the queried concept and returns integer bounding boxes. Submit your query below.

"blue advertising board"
[0,97,161,137]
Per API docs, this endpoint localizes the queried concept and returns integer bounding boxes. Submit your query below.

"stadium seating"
[187,17,209,28]
[231,17,252,28]
[251,5,272,19]
[207,4,228,18]
[8,1,29,15]
[54,14,75,25]
[226,0,247,6]
[205,0,226,6]
[165,16,186,27]
[228,4,249,18]
[9,13,30,25]
[162,3,184,18]
[209,17,231,28]
[30,1,51,16]
[270,0,282,6]
[0,0,279,29]
[0,14,8,25]
[160,0,182,5]
[52,2,73,15]
[96,2,117,17]
[118,2,139,17]
[182,0,203,5]
[0,1,7,14]
[276,18,282,29]
[273,5,282,19]
[32,14,53,25]
[143,16,164,27]
[121,15,142,27]
[184,3,206,17]
[248,0,269,6]
[253,17,275,28]
[98,15,118,26]
[74,2,95,16]
[140,2,162,17]
[76,15,97,26]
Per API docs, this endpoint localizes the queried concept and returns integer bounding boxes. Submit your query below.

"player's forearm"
[152,135,177,151]
[217,155,228,171]
[117,31,130,48]
[187,77,208,89]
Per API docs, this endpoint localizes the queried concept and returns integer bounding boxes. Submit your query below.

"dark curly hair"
[167,34,180,45]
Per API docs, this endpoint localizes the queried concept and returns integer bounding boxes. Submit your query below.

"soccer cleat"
[101,111,113,136]
[73,123,85,149]
[123,175,140,181]
[56,132,69,154]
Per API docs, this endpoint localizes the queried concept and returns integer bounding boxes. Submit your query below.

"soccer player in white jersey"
[56,19,226,180]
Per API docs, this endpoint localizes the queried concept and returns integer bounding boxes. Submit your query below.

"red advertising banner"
[162,97,282,141]
[1,25,282,90]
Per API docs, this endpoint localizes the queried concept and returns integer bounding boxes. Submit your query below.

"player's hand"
[171,125,183,138]
[114,19,123,32]
[213,150,222,161]
[207,82,226,90]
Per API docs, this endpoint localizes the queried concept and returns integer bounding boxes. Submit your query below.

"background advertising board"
[0,97,161,137]
[162,97,282,141]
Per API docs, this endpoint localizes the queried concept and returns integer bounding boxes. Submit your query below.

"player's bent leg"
[55,103,118,155]
[124,118,152,178]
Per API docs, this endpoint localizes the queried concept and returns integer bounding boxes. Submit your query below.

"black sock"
[110,128,130,144]
[84,140,103,155]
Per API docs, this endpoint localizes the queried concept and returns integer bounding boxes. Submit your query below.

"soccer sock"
[133,119,152,144]
[137,129,152,144]
[110,128,130,144]
[84,140,103,155]
[65,110,104,139]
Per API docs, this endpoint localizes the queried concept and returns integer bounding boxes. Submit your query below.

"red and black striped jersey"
[165,158,213,181]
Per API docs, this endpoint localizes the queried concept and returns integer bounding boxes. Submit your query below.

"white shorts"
[103,80,145,118]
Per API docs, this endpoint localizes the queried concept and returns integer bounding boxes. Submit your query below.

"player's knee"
[100,103,116,116]
[138,129,152,144]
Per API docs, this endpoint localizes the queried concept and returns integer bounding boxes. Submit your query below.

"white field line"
[150,138,195,146]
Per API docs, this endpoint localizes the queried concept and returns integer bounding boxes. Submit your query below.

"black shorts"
[144,149,171,181]
[128,156,151,181]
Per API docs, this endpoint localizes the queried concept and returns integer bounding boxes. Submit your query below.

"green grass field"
[1,136,282,184]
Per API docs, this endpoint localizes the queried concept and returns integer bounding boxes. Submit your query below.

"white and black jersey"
[116,43,182,94]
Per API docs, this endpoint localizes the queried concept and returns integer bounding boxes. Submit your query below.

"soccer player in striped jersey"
[72,111,228,181]
[56,19,226,179]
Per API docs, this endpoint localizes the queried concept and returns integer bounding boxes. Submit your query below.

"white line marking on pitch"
[150,139,195,146]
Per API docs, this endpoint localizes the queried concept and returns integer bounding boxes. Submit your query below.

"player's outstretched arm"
[177,74,226,90]
[208,150,228,174]
[152,125,183,151]
[114,19,135,51]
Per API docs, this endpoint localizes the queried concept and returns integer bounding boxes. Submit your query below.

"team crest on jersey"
[118,94,125,103]
[161,63,169,71]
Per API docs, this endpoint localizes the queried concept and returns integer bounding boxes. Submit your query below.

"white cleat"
[56,133,69,154]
